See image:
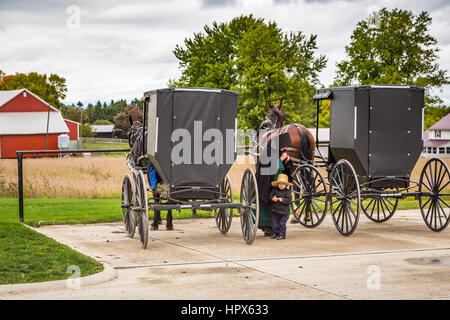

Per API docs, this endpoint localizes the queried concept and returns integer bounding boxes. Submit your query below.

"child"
[269,174,292,240]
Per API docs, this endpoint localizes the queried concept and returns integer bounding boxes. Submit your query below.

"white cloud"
[0,0,448,106]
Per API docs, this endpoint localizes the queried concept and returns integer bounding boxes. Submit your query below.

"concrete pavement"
[2,209,450,300]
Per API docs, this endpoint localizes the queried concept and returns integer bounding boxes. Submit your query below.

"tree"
[334,8,449,106]
[81,124,95,137]
[113,105,143,138]
[172,15,327,129]
[0,72,67,108]
[424,106,450,130]
[93,119,113,125]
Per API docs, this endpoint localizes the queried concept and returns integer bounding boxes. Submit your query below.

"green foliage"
[424,106,450,130]
[172,15,327,130]
[81,124,95,137]
[334,8,449,106]
[0,71,67,108]
[93,119,113,125]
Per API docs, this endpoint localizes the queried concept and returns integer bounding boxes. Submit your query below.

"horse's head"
[262,100,286,129]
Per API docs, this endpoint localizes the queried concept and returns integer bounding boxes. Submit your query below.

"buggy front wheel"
[121,174,136,238]
[240,168,259,245]
[135,170,149,248]
[419,158,450,232]
[215,174,233,234]
[291,164,328,228]
[329,160,361,236]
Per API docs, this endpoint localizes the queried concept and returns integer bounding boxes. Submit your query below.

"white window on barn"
[439,147,445,154]
[433,147,437,154]
[447,147,450,154]
[435,130,441,138]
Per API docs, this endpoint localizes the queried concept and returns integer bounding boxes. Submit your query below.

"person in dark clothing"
[255,132,293,237]
[269,174,292,240]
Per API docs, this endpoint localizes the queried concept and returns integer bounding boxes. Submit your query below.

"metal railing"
[16,148,130,223]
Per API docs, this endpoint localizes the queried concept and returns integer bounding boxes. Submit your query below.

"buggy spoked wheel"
[134,170,149,248]
[419,158,450,232]
[121,174,136,238]
[215,174,233,234]
[329,159,361,236]
[240,168,259,245]
[291,165,328,228]
[362,189,399,223]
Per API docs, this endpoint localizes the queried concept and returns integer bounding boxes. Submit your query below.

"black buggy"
[121,88,260,248]
[291,85,450,236]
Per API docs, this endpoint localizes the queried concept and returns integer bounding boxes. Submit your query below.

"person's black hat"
[277,132,292,149]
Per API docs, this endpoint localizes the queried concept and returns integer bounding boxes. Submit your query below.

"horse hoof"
[166,225,174,231]
[290,218,299,224]
[150,225,158,231]
[157,220,162,225]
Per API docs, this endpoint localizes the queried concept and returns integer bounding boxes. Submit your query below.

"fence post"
[17,152,24,223]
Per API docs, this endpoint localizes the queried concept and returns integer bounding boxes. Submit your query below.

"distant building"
[423,113,450,157]
[64,119,80,141]
[0,89,69,158]
[91,124,114,138]
[307,127,329,158]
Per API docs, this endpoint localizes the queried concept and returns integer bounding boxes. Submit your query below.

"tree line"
[1,7,449,134]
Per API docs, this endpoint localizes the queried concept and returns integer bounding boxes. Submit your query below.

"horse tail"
[296,125,314,161]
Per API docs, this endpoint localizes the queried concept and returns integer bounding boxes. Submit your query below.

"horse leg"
[166,210,174,230]
[151,210,160,230]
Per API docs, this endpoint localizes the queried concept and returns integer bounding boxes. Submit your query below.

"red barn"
[64,119,80,141]
[0,88,69,158]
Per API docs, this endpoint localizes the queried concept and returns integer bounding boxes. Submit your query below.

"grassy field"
[81,141,129,157]
[0,223,103,284]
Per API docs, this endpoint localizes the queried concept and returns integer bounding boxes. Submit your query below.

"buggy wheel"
[135,170,149,248]
[291,164,328,228]
[419,158,450,232]
[362,190,398,223]
[240,168,259,245]
[215,174,233,234]
[329,160,361,236]
[121,174,136,238]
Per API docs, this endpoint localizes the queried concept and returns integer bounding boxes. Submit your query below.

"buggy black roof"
[313,85,424,100]
[142,87,238,99]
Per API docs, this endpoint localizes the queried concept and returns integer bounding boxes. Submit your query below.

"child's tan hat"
[271,174,293,187]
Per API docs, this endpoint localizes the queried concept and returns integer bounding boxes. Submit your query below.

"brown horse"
[258,101,316,223]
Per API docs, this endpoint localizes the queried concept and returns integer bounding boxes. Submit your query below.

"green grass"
[0,223,103,284]
[0,198,220,227]
[0,198,110,284]
[82,141,129,157]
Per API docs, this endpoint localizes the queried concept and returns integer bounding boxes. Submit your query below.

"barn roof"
[91,124,114,133]
[429,113,450,130]
[0,88,59,111]
[0,112,69,135]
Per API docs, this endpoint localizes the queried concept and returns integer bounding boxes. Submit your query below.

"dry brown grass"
[0,155,255,199]
[1,155,447,199]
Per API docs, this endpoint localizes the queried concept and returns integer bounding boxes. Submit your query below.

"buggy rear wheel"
[240,168,259,245]
[122,174,136,238]
[135,170,149,248]
[329,160,361,236]
[291,164,328,228]
[362,189,399,223]
[215,174,233,234]
[419,158,450,232]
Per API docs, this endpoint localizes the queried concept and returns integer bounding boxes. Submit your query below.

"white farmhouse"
[423,113,450,157]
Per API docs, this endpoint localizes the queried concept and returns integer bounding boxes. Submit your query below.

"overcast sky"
[1,0,449,106]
